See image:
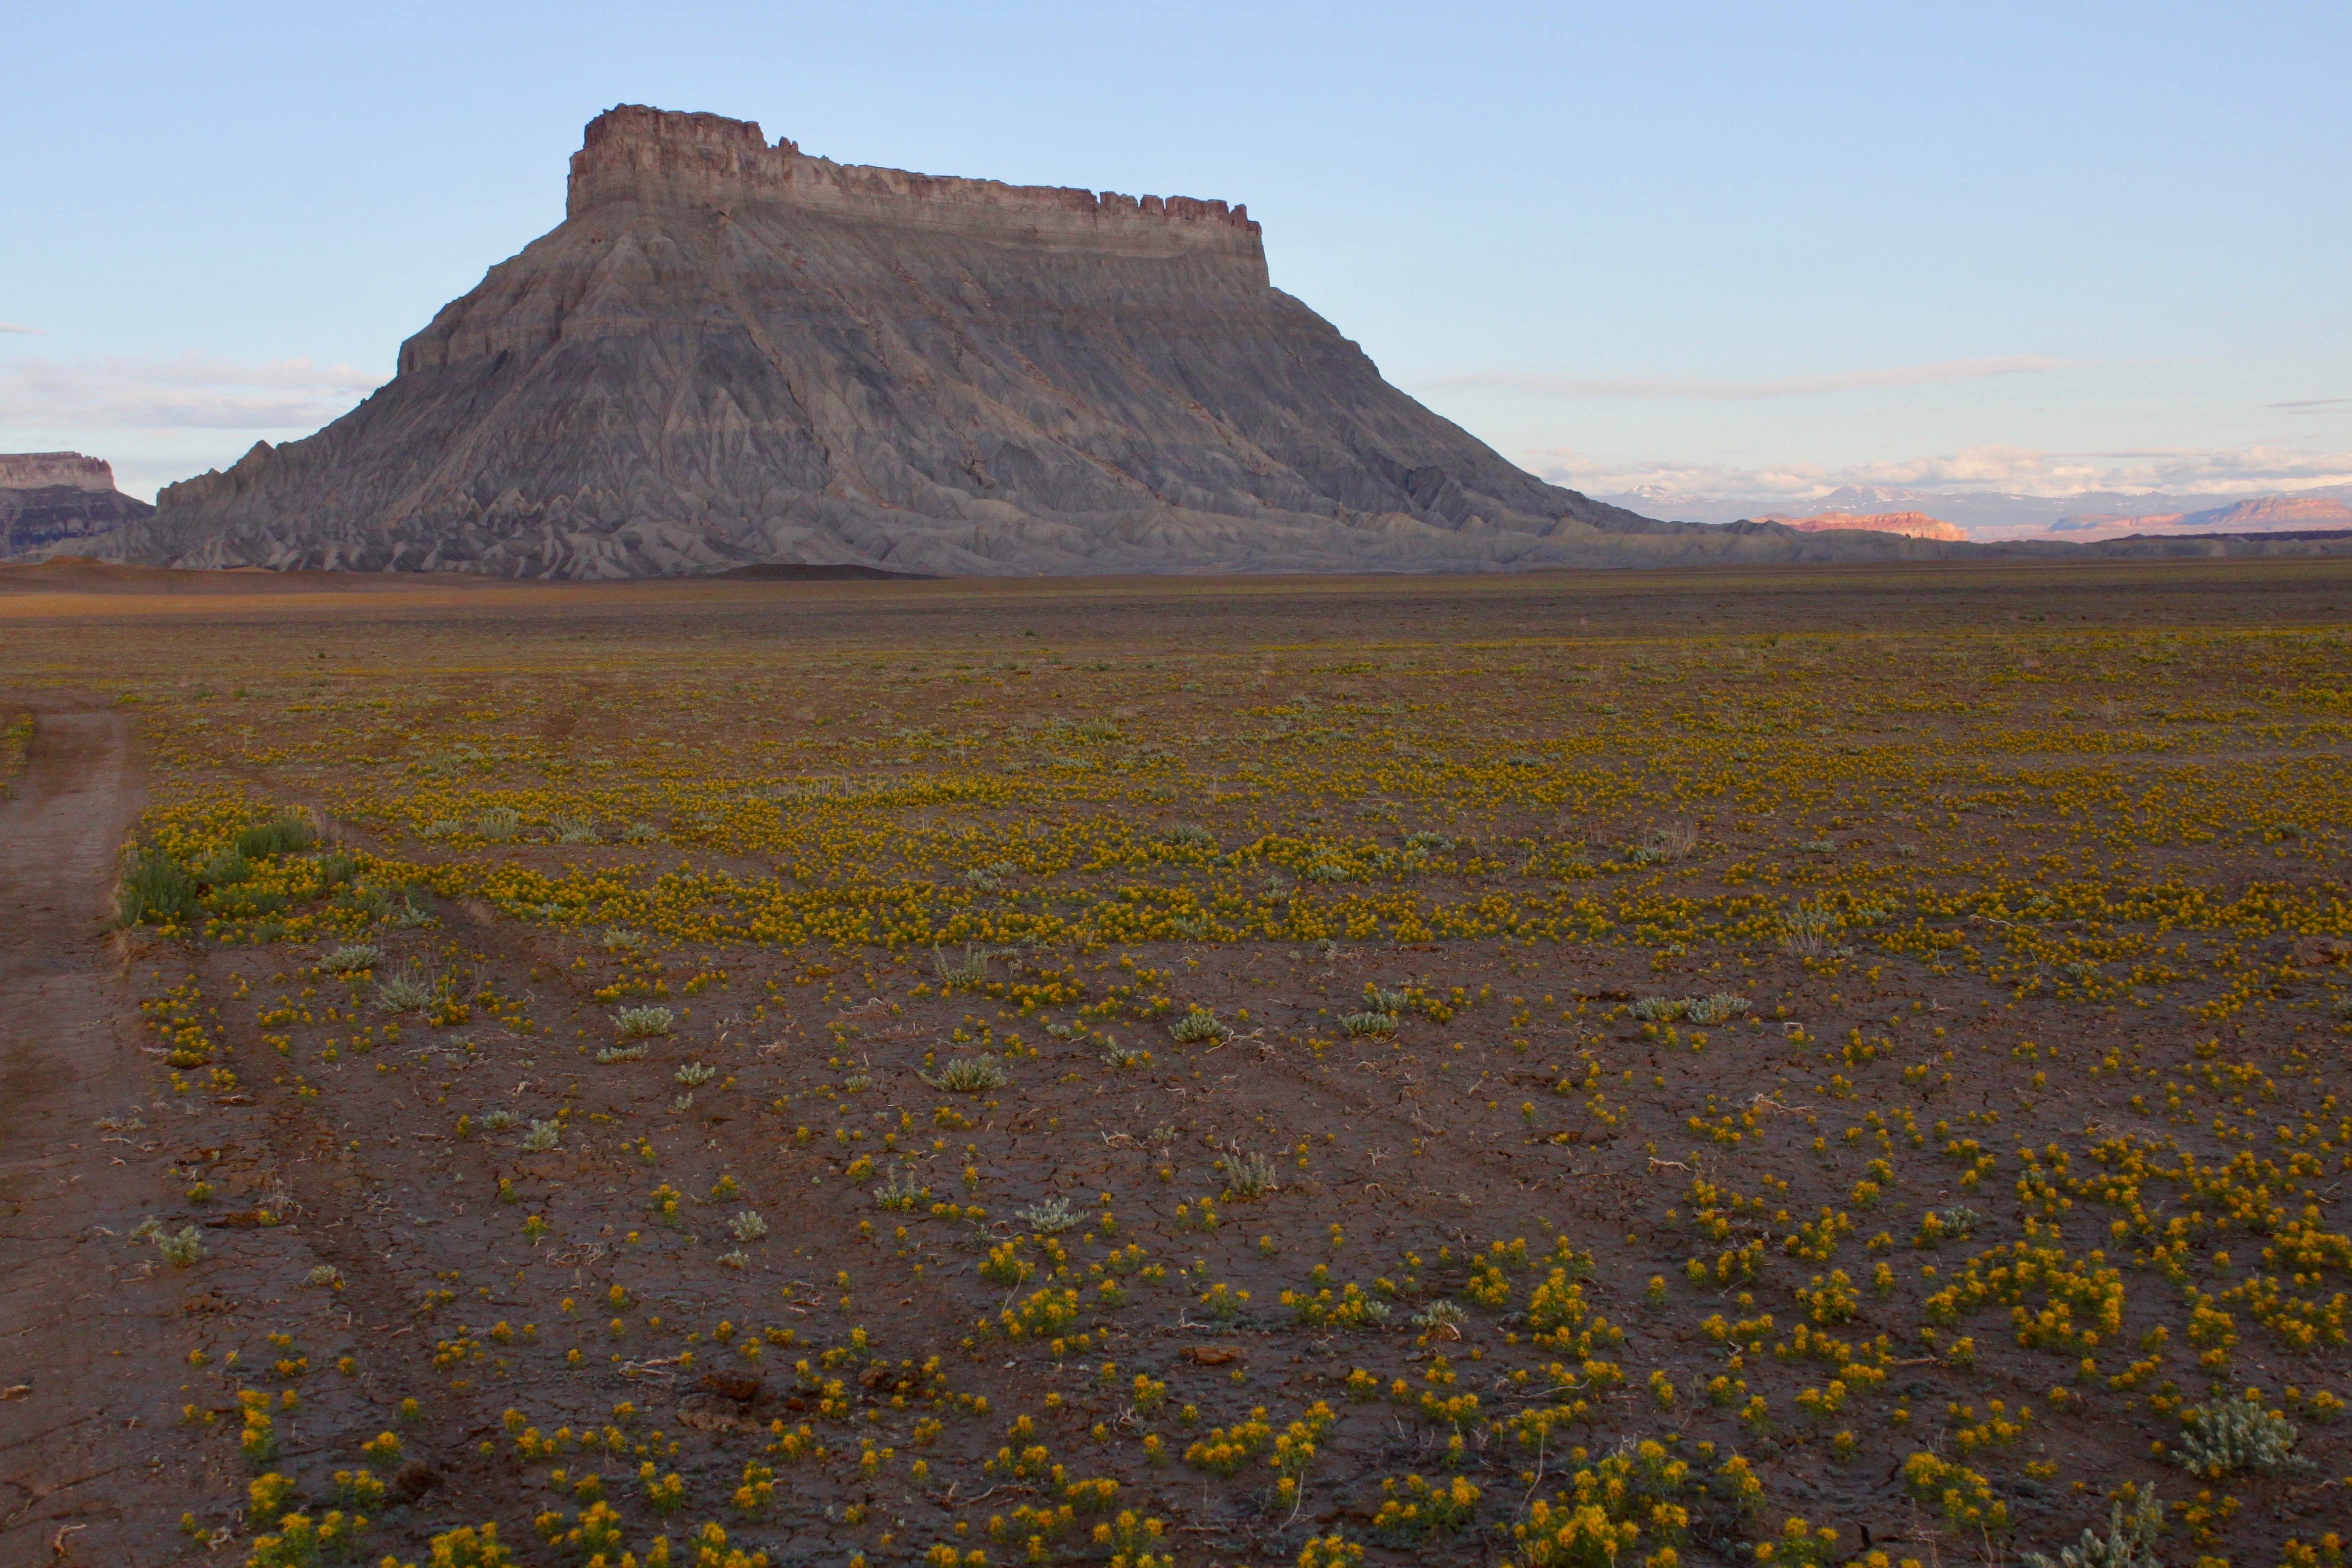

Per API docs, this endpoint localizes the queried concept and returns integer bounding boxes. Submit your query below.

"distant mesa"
[80,105,2012,579]
[0,452,118,491]
[0,452,155,559]
[2208,495,2352,530]
[1601,481,2352,541]
[2054,495,2352,537]
[1753,509,1966,542]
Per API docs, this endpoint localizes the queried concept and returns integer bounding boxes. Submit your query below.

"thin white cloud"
[1531,442,2352,502]
[0,353,386,431]
[1428,354,2069,401]
[0,323,43,336]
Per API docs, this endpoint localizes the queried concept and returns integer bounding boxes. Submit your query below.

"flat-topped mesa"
[109,103,1681,577]
[567,104,1262,257]
[0,452,118,492]
[0,451,153,559]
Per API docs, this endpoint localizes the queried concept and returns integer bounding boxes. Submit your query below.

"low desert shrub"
[933,944,991,988]
[1780,902,1837,957]
[1017,1196,1080,1233]
[198,845,252,886]
[152,1223,206,1268]
[2023,1489,2163,1568]
[373,970,433,1012]
[2175,1394,2302,1478]
[1373,1473,1480,1542]
[1684,994,1749,1025]
[1171,1007,1227,1042]
[1221,1151,1279,1199]
[235,814,315,860]
[922,1056,1009,1092]
[116,845,199,927]
[873,1174,928,1211]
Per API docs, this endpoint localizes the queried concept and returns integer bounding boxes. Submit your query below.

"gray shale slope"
[97,106,2351,578]
[124,106,1689,578]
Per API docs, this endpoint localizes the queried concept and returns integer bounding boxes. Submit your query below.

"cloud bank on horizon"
[1532,442,2352,507]
[1427,353,2352,508]
[0,355,386,499]
[7,347,2348,513]
[0,354,386,432]
[1,332,2343,516]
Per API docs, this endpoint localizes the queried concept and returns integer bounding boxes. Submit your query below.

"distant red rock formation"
[1757,509,1966,542]
[2185,496,2352,531]
[2053,494,2352,536]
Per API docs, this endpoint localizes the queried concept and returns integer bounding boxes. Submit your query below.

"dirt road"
[0,700,198,1563]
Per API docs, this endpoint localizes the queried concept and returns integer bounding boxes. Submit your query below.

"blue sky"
[5,1,2347,504]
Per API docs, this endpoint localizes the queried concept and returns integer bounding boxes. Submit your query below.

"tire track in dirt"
[0,695,205,1564]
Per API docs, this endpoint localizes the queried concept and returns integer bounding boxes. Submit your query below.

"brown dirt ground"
[0,558,2349,1568]
[0,694,196,1559]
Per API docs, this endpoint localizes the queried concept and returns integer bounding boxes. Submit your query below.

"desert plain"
[2,556,2350,1568]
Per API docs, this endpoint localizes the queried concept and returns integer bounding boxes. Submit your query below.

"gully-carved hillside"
[112,105,1970,579]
